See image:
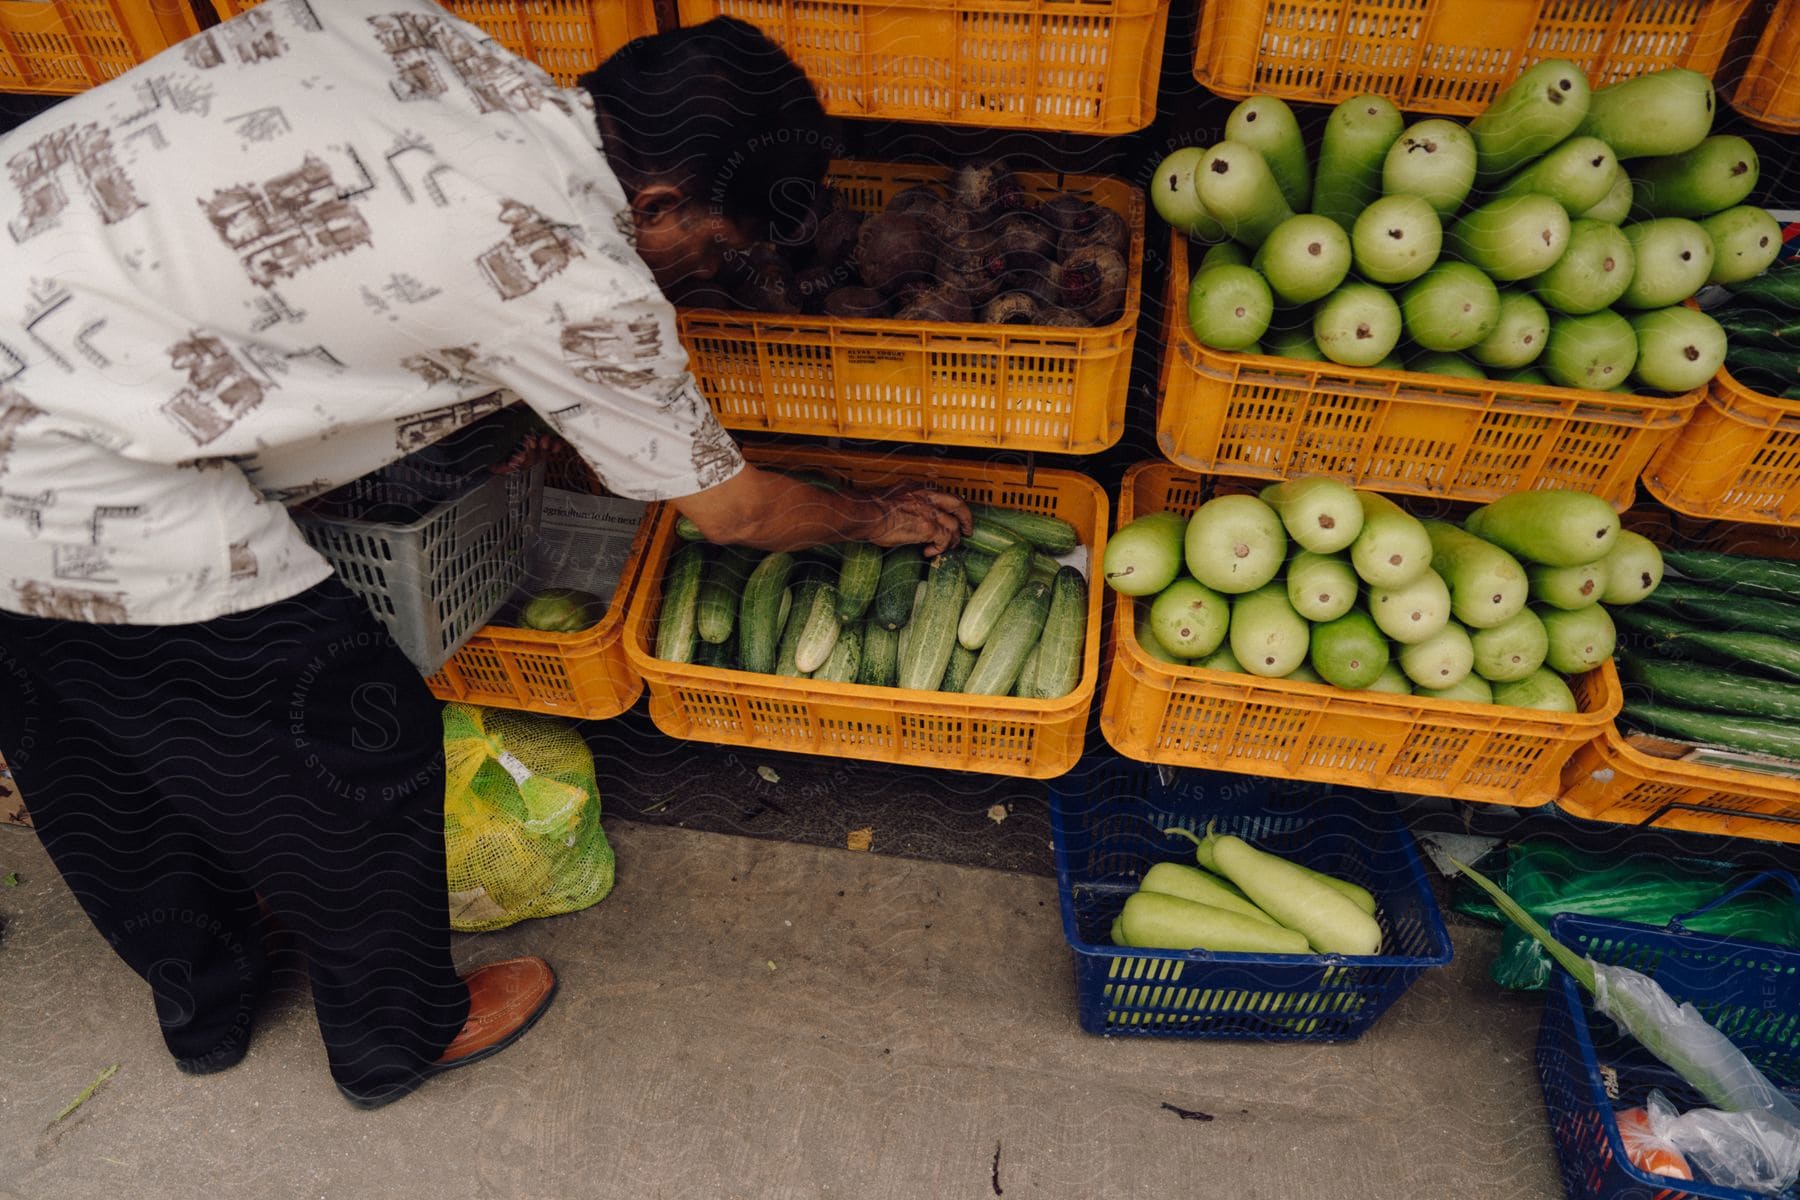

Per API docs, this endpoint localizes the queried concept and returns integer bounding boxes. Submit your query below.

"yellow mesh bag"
[442,703,615,932]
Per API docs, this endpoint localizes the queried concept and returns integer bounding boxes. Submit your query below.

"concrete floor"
[1,807,1569,1200]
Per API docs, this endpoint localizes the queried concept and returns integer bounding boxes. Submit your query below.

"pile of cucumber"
[1710,261,1800,400]
[1105,477,1666,710]
[1154,65,1782,395]
[1615,549,1800,764]
[653,502,1089,700]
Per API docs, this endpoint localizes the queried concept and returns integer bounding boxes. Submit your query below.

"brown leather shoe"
[337,956,556,1110]
[434,956,557,1068]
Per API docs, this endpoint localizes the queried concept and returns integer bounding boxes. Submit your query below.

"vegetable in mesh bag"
[442,704,614,932]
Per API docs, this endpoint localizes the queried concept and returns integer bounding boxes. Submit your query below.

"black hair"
[581,18,831,245]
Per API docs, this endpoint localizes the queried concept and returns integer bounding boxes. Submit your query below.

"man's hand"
[861,481,971,557]
[674,464,971,555]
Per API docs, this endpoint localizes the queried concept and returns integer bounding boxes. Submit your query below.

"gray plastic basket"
[294,462,546,674]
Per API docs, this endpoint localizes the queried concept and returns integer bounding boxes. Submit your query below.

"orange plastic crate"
[1193,0,1754,115]
[1728,0,1799,132]
[426,487,654,721]
[1156,232,1703,511]
[1557,510,1800,847]
[621,445,1109,779]
[680,161,1144,455]
[1099,460,1622,807]
[0,0,197,94]
[209,0,655,84]
[1642,365,1800,526]
[677,0,1170,134]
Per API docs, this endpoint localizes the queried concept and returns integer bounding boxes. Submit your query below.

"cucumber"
[1286,550,1359,622]
[1366,567,1451,645]
[1660,549,1800,602]
[1350,491,1433,588]
[1528,560,1605,610]
[1709,306,1800,350]
[697,544,757,644]
[958,543,1032,651]
[873,545,925,630]
[963,546,997,587]
[814,622,862,684]
[738,551,797,674]
[896,581,928,668]
[1013,643,1042,698]
[1618,652,1800,722]
[774,578,823,677]
[1537,603,1615,674]
[1723,260,1800,310]
[1423,521,1528,629]
[963,579,1053,696]
[1492,667,1578,713]
[972,504,1080,555]
[1623,704,1800,760]
[1644,580,1800,639]
[1668,628,1800,684]
[898,552,968,691]
[792,583,843,674]
[965,515,1029,557]
[941,641,980,693]
[1023,566,1087,700]
[1463,489,1620,567]
[834,541,883,622]
[675,514,705,542]
[858,619,899,688]
[694,631,738,670]
[654,542,705,663]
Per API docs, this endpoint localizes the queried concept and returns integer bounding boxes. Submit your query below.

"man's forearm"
[677,465,878,550]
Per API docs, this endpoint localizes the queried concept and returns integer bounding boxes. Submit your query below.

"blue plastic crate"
[1050,761,1454,1040]
[1538,877,1800,1200]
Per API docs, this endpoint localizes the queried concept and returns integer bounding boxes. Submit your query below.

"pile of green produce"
[1153,65,1782,393]
[684,159,1128,328]
[515,587,608,633]
[1709,261,1800,399]
[1616,548,1800,763]
[652,490,1089,700]
[1105,476,1666,709]
[1112,823,1381,955]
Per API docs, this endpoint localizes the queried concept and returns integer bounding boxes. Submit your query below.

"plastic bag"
[1592,962,1800,1193]
[1451,841,1800,990]
[1615,1105,1693,1181]
[1647,1091,1800,1194]
[442,703,615,932]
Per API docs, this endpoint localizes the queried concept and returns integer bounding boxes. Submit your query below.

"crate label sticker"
[845,349,906,366]
[496,749,533,787]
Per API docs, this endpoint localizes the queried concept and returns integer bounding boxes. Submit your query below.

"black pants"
[0,577,468,1095]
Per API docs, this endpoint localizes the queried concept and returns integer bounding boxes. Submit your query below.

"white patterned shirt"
[0,0,742,625]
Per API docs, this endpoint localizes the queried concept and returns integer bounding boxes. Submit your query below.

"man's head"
[581,19,831,298]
